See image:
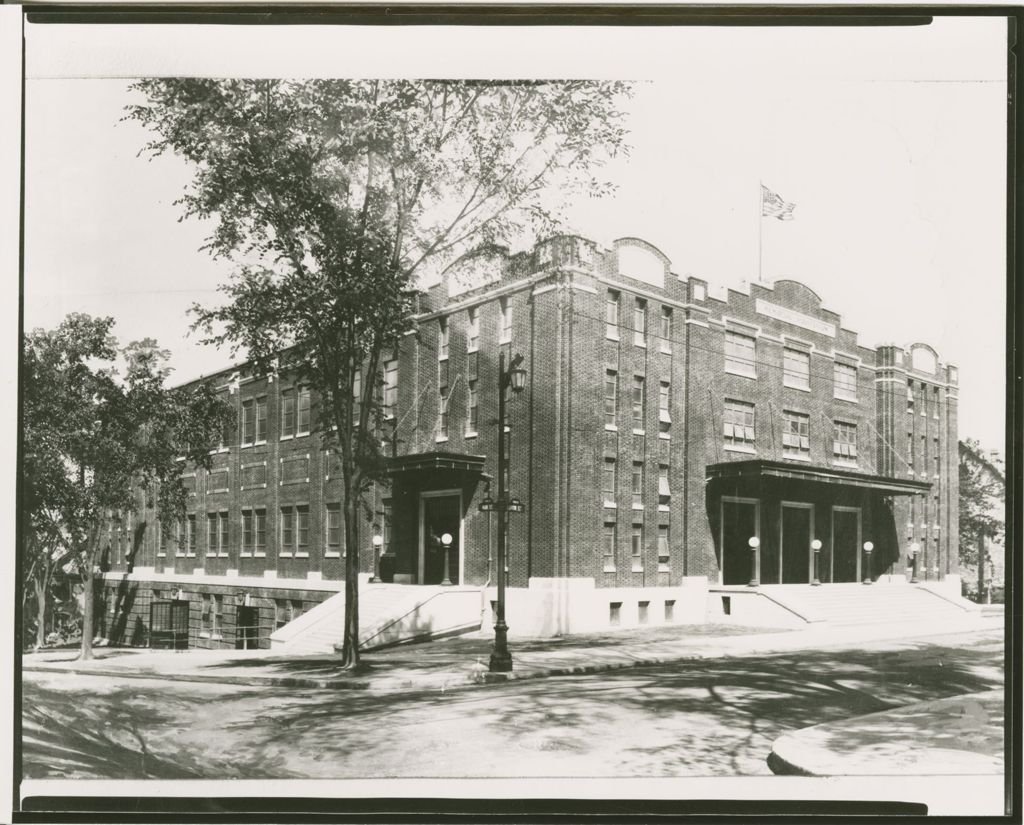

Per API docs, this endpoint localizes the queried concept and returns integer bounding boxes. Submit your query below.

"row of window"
[603,370,673,432]
[157,504,389,559]
[722,400,861,465]
[906,380,943,418]
[602,522,671,574]
[725,331,860,401]
[197,594,306,639]
[906,432,943,475]
[436,298,514,362]
[606,291,674,353]
[221,387,313,449]
[602,458,672,511]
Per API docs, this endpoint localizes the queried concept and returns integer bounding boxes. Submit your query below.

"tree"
[126,78,632,669]
[958,439,1005,601]
[22,314,232,659]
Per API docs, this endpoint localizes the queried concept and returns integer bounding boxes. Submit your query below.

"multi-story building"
[97,233,960,648]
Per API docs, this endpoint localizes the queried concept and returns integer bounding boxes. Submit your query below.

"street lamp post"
[481,350,527,673]
[862,541,874,585]
[909,541,920,584]
[440,532,454,587]
[370,533,384,584]
[747,536,760,587]
[811,539,822,586]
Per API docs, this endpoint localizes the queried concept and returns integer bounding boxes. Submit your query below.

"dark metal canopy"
[706,459,931,496]
[386,451,487,476]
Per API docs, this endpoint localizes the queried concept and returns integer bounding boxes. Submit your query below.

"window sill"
[464,431,478,439]
[241,484,268,491]
[324,551,342,558]
[209,489,229,494]
[467,346,479,354]
[834,394,858,403]
[833,460,859,469]
[280,434,294,442]
[660,346,672,355]
[294,552,310,558]
[632,429,646,436]
[724,444,757,455]
[658,564,670,573]
[724,367,757,380]
[499,336,511,345]
[784,383,811,393]
[631,503,644,511]
[603,565,617,573]
[604,424,618,432]
[631,564,644,573]
[603,501,617,509]
[606,333,620,342]
[658,504,671,512]
[435,436,449,444]
[208,447,231,455]
[634,340,647,349]
[782,453,812,463]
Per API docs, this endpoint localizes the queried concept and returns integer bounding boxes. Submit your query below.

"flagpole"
[757,180,763,283]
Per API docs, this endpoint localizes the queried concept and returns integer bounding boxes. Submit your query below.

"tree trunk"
[977,528,986,604]
[34,575,46,650]
[339,490,361,670]
[80,569,95,661]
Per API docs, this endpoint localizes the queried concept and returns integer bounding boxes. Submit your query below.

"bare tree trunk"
[977,528,986,604]
[339,493,361,669]
[34,575,46,650]
[80,566,95,661]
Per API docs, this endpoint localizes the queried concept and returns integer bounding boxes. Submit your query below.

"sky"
[22,17,1008,452]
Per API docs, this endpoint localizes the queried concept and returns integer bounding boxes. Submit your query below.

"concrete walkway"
[23,613,1002,693]
[769,689,1004,775]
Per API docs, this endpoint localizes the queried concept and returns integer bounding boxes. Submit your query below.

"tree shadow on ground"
[24,637,1004,780]
[21,680,292,780]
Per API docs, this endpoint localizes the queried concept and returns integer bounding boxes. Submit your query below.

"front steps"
[709,582,982,628]
[269,584,484,656]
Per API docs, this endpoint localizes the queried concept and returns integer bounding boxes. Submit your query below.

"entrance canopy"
[386,451,487,477]
[706,459,931,496]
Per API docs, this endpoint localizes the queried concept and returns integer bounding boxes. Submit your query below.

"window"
[499,297,512,343]
[206,513,219,557]
[658,525,670,571]
[242,508,266,556]
[632,376,645,432]
[632,461,644,509]
[725,330,756,377]
[633,299,647,347]
[784,348,810,391]
[658,381,671,423]
[833,421,858,465]
[934,453,940,476]
[664,599,675,622]
[218,408,232,450]
[173,520,185,556]
[201,594,223,639]
[660,307,672,353]
[723,400,755,448]
[604,369,618,428]
[383,359,398,418]
[631,524,644,571]
[467,307,480,352]
[281,507,294,553]
[254,397,267,442]
[907,432,915,469]
[602,457,616,505]
[208,468,229,493]
[933,386,940,419]
[242,398,256,444]
[782,411,810,459]
[829,361,856,401]
[466,379,478,434]
[658,436,670,466]
[605,290,620,340]
[352,368,361,404]
[281,388,296,438]
[638,601,650,625]
[438,317,449,361]
[382,501,392,556]
[907,380,915,413]
[158,522,167,557]
[325,503,342,557]
[297,387,310,435]
[186,514,196,556]
[603,522,617,571]
[658,466,671,509]
[438,385,449,440]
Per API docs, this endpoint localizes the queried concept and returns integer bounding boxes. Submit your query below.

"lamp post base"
[489,623,513,672]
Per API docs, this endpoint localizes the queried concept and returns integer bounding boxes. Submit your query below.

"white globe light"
[748,536,760,549]
[863,541,874,552]
[441,532,453,547]
[811,539,822,551]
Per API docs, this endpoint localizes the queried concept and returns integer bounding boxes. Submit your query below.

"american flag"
[761,184,796,221]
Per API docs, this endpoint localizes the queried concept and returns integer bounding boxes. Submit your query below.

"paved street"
[22,627,1003,780]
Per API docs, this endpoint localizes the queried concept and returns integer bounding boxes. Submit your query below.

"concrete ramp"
[709,583,982,629]
[270,584,484,656]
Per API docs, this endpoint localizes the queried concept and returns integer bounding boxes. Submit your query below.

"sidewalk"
[769,689,1004,775]
[23,614,1003,692]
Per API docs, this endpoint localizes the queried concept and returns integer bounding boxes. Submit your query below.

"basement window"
[609,602,622,626]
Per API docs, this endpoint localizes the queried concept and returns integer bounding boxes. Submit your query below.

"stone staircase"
[760,583,982,626]
[269,584,484,656]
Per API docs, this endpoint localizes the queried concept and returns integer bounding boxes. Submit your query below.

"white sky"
[22,17,1008,451]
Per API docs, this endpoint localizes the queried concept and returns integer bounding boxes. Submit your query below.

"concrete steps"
[762,583,981,627]
[270,584,484,655]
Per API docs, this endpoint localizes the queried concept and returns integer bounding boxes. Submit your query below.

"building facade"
[97,234,960,647]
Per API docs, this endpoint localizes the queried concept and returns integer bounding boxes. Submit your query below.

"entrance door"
[235,605,259,650]
[721,498,759,585]
[780,503,813,584]
[832,507,861,583]
[420,493,461,585]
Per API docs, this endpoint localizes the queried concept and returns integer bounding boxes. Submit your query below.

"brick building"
[97,233,960,648]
